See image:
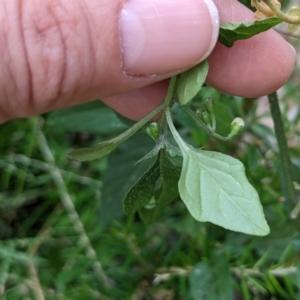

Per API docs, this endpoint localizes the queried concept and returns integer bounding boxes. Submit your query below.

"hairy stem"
[105,75,179,146]
[268,92,296,213]
[181,106,233,141]
[263,0,300,24]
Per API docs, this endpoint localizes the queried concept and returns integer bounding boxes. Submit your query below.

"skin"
[0,0,295,123]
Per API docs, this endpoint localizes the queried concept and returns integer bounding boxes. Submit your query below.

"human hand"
[0,0,295,123]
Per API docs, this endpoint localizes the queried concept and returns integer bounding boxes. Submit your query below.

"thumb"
[0,0,219,122]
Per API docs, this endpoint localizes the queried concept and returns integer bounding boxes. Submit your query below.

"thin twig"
[181,105,233,141]
[27,262,45,300]
[154,265,297,285]
[2,154,101,186]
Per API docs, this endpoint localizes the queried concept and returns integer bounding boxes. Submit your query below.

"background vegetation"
[1,1,300,299]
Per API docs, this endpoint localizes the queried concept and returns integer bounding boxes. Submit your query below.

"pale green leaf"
[166,109,270,236]
[179,147,270,235]
[219,18,282,48]
[178,60,209,105]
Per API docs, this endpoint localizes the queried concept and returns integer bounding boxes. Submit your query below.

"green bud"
[229,117,245,137]
[204,97,214,114]
[196,109,211,126]
[145,122,160,141]
[201,111,211,126]
[196,108,203,118]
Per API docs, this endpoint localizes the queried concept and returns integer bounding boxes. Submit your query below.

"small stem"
[100,76,179,147]
[164,76,180,107]
[267,91,296,212]
[165,106,189,151]
[181,106,233,141]
[263,0,300,24]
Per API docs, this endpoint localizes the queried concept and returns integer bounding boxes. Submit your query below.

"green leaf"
[123,158,160,215]
[179,147,269,235]
[178,60,209,105]
[100,133,155,225]
[167,108,270,236]
[68,99,167,161]
[189,252,233,300]
[46,101,128,134]
[139,150,182,223]
[189,262,215,300]
[211,251,234,300]
[67,139,122,161]
[219,17,282,48]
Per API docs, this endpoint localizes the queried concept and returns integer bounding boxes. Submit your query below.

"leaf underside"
[179,147,270,236]
[177,60,209,105]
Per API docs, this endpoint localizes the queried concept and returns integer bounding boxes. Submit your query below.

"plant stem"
[68,76,180,161]
[263,0,300,24]
[101,75,179,146]
[181,106,233,141]
[268,91,296,213]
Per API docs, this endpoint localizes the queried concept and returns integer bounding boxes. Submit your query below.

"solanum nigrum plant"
[68,0,300,236]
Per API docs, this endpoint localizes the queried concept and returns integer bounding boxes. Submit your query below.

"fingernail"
[120,0,219,75]
[288,43,296,58]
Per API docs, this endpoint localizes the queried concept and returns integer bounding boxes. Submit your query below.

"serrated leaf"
[178,60,209,105]
[46,101,128,134]
[123,158,160,215]
[100,133,155,225]
[167,110,270,236]
[139,150,182,223]
[219,17,282,48]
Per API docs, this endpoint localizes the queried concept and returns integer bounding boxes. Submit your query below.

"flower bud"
[201,112,212,126]
[196,109,211,126]
[230,117,245,137]
[145,122,160,141]
[204,97,214,114]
